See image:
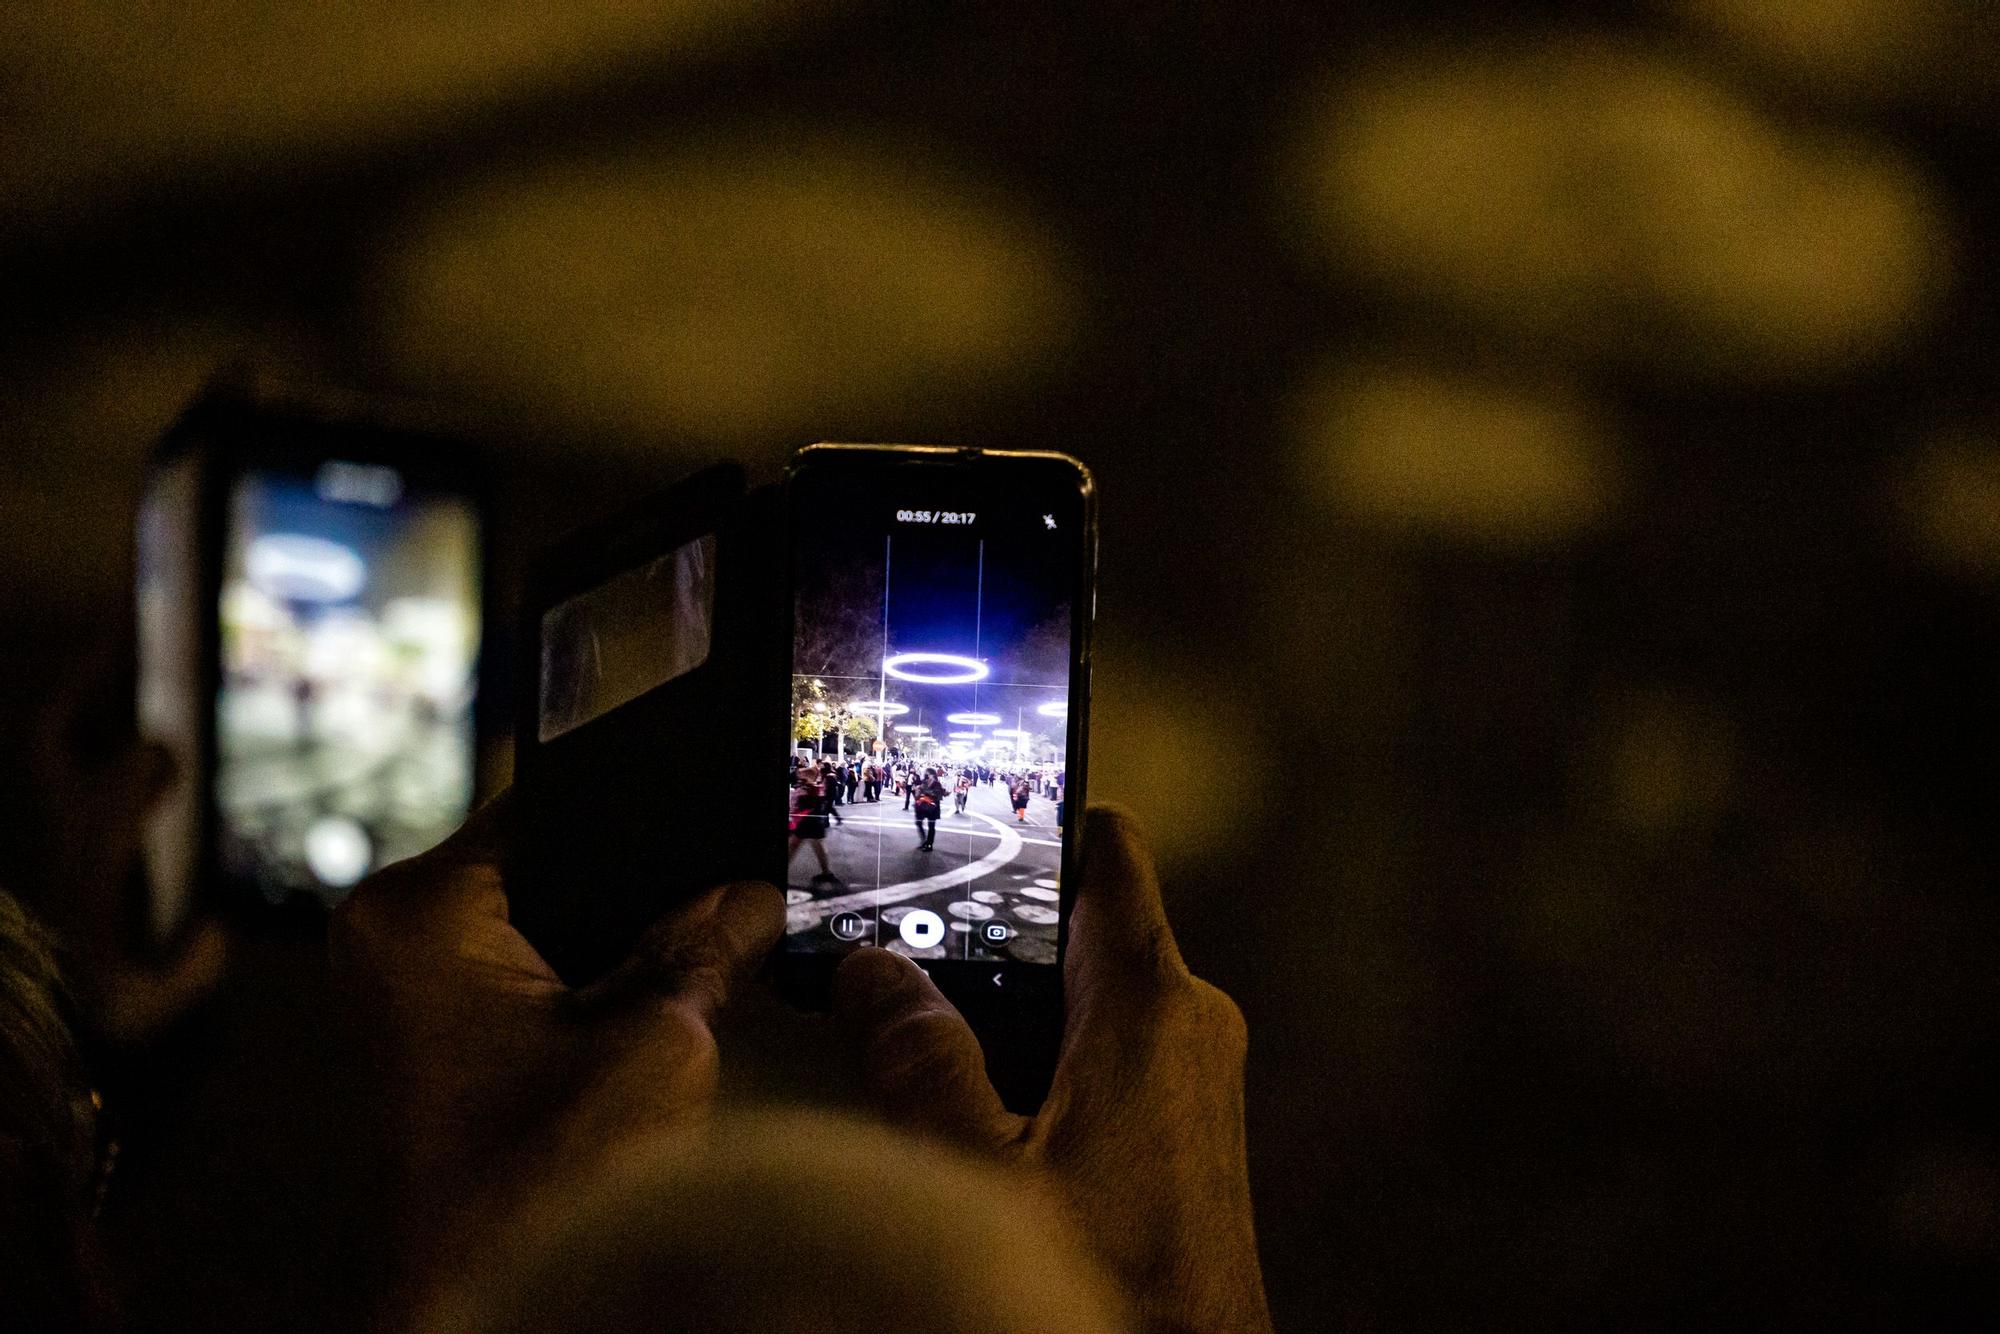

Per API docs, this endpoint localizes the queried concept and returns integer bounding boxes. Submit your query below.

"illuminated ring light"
[989,727,1033,738]
[883,652,989,684]
[1036,700,1068,719]
[247,533,366,603]
[847,700,910,717]
[895,724,931,734]
[946,711,1002,726]
[947,730,985,741]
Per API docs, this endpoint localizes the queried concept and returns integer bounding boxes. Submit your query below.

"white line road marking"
[828,816,1059,847]
[789,813,1026,931]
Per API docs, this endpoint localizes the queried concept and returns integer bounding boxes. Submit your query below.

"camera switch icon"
[982,921,1011,945]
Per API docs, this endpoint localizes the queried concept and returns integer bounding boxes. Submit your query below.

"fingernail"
[834,947,919,1021]
[720,880,781,912]
[716,881,785,939]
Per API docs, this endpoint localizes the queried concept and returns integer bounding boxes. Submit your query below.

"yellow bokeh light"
[1896,432,2000,577]
[1286,42,1951,378]
[1291,360,1622,549]
[1088,659,1253,871]
[1677,0,1997,116]
[0,0,812,230]
[366,135,1079,445]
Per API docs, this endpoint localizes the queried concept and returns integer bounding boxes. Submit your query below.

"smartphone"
[136,392,486,938]
[776,443,1095,1111]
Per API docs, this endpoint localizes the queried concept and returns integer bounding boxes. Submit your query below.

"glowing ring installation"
[882,652,989,684]
[247,534,366,603]
[946,711,1002,726]
[989,727,1033,738]
[895,724,931,734]
[947,731,985,741]
[847,700,910,717]
[1036,700,1068,718]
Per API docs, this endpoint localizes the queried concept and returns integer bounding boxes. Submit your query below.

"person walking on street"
[821,763,844,826]
[914,769,947,850]
[1010,774,1032,823]
[953,770,971,816]
[788,764,837,884]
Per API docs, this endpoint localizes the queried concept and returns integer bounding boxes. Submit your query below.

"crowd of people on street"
[786,751,1067,882]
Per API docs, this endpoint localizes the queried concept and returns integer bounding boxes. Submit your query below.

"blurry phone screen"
[217,460,480,904]
[784,454,1085,975]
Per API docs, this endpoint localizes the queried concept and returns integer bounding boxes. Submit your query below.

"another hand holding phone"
[328,794,783,1298]
[833,806,1273,1334]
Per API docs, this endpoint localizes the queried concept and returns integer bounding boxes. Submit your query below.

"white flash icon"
[1043,514,1057,530]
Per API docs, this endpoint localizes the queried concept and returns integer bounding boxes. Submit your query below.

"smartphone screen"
[784,450,1090,990]
[215,459,480,905]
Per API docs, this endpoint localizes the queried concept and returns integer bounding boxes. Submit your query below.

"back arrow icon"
[993,972,1004,986]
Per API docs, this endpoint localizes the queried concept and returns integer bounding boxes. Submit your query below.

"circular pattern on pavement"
[1009,937,1058,964]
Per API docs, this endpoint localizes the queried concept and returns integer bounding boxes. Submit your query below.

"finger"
[578,880,784,1024]
[834,946,1026,1149]
[1068,804,1188,1003]
[349,791,515,921]
[424,788,515,867]
[329,795,567,999]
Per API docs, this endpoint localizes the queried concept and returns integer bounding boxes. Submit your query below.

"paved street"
[786,776,1064,962]
[217,678,473,902]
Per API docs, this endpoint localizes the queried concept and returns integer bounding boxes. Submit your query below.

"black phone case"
[510,464,789,986]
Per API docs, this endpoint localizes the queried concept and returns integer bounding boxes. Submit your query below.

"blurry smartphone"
[776,443,1095,1112]
[136,392,485,940]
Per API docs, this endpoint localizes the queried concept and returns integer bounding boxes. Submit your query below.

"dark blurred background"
[3,1,1997,1328]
